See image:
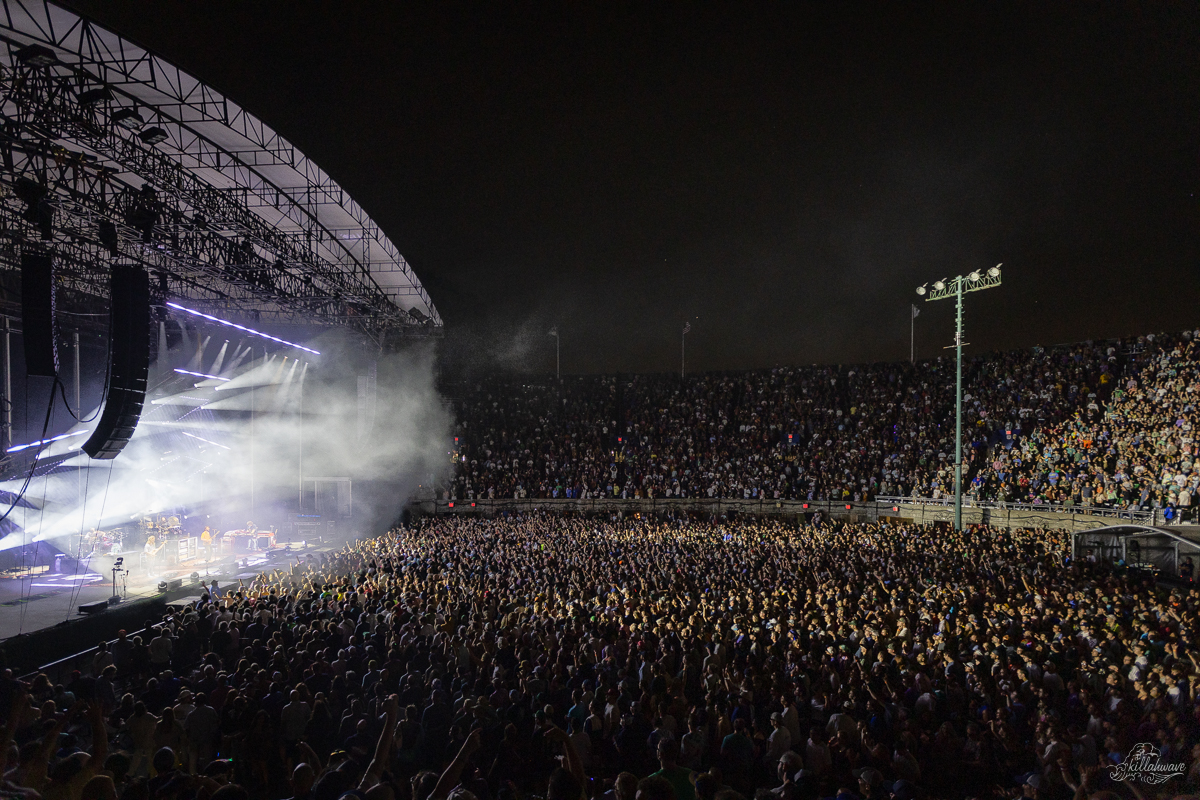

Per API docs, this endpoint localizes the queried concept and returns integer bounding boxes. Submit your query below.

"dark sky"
[66,1,1200,374]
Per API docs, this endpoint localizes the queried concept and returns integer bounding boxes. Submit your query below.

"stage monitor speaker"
[21,251,58,377]
[78,600,108,615]
[165,577,183,591]
[83,264,150,459]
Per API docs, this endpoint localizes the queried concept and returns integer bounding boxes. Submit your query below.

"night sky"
[66,2,1200,375]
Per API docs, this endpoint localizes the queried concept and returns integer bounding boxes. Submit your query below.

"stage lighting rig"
[15,43,56,67]
[14,176,53,239]
[125,184,159,243]
[111,107,144,130]
[98,219,120,255]
[78,86,113,107]
[139,126,168,145]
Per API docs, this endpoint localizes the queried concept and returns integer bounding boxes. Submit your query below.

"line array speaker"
[21,251,57,377]
[82,264,150,459]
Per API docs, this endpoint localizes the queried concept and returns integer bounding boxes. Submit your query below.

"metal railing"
[417,495,1160,529]
[874,496,1159,525]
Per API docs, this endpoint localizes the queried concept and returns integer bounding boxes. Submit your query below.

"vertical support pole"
[556,334,560,381]
[954,280,964,532]
[3,317,10,452]
[75,330,81,506]
[298,366,303,513]
[681,330,686,379]
[250,350,256,519]
[910,306,915,363]
[73,331,80,412]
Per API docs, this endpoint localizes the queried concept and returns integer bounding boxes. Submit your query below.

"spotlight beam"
[166,302,321,355]
[7,430,87,453]
[174,368,230,382]
[181,431,231,450]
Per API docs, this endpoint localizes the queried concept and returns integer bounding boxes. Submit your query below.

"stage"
[0,535,334,643]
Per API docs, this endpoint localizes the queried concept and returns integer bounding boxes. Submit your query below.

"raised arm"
[359,696,399,790]
[544,724,585,786]
[0,684,29,758]
[83,700,108,773]
[430,729,482,800]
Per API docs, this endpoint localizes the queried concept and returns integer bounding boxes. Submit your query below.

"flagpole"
[549,327,560,380]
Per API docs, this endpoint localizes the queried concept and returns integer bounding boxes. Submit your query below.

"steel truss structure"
[0,0,440,342]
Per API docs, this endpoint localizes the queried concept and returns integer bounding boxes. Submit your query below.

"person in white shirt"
[805,727,831,776]
[764,713,792,764]
[779,694,802,745]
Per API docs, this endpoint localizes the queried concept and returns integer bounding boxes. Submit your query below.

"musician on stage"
[143,534,165,569]
[200,526,213,561]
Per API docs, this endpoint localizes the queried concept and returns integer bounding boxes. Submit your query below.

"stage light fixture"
[139,126,168,145]
[173,368,230,382]
[968,271,981,282]
[988,264,1002,277]
[933,280,945,291]
[915,285,927,296]
[79,86,113,106]
[126,184,158,243]
[166,302,320,354]
[16,44,57,67]
[7,430,87,453]
[98,219,120,255]
[111,108,144,130]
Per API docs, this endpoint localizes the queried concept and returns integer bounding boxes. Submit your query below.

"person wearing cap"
[851,767,885,800]
[1016,773,1042,800]
[771,752,803,800]
[764,712,791,765]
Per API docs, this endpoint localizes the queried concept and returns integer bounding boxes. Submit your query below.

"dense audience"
[970,338,1200,520]
[3,515,1199,800]
[447,331,1200,517]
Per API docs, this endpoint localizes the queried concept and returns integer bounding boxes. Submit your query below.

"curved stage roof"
[0,0,439,341]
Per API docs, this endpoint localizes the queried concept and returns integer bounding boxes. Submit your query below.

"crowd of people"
[3,515,1199,800]
[969,338,1200,519]
[447,330,1200,517]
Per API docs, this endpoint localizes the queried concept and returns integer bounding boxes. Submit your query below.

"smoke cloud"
[0,329,451,552]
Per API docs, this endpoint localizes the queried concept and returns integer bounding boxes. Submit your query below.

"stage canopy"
[0,0,440,343]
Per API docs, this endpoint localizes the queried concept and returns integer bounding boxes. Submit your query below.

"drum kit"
[85,526,125,555]
[84,514,184,556]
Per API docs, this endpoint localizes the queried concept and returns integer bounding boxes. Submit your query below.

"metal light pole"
[915,265,1002,531]
[910,305,919,363]
[681,321,691,378]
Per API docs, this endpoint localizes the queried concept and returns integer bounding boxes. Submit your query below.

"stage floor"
[0,541,327,639]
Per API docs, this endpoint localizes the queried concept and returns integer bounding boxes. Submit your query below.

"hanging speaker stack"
[20,250,58,377]
[82,264,150,459]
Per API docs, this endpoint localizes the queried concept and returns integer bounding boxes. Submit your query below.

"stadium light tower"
[915,264,1002,531]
